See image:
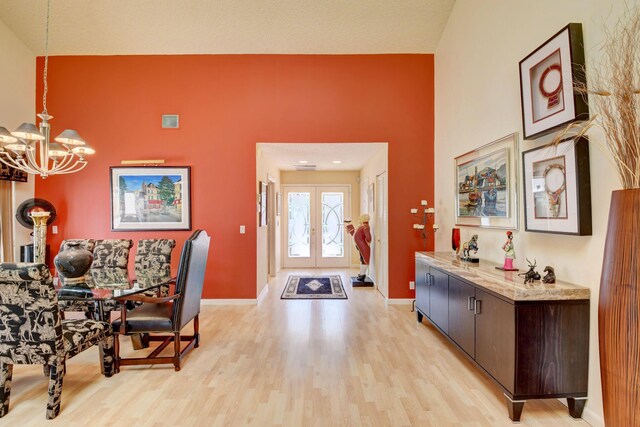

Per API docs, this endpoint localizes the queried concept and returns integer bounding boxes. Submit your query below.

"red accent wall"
[34,54,434,299]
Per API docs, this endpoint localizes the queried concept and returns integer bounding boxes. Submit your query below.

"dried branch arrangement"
[553,6,640,189]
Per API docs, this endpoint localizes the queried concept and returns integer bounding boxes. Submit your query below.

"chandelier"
[0,0,94,179]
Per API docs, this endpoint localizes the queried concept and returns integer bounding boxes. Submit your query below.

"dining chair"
[128,239,176,349]
[0,263,115,420]
[88,239,133,319]
[113,230,210,371]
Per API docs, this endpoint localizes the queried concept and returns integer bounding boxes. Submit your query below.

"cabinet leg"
[417,311,423,323]
[567,398,587,419]
[504,395,525,422]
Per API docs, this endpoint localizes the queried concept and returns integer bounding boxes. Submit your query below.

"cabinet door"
[415,259,430,318]
[475,290,515,393]
[429,268,449,334]
[448,277,476,358]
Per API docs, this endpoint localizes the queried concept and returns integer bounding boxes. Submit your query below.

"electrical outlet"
[240,225,245,234]
[409,281,415,290]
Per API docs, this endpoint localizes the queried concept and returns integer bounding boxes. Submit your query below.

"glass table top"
[55,268,164,301]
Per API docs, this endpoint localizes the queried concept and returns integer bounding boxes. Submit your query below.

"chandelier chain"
[42,0,50,114]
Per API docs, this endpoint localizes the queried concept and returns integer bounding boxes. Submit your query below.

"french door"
[283,185,350,268]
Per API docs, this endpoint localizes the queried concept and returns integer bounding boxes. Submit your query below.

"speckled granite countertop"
[416,252,590,302]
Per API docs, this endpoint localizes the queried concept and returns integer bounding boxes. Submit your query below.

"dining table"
[54,268,165,373]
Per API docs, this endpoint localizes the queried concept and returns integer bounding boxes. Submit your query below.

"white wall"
[435,1,631,425]
[0,18,35,260]
[256,146,281,298]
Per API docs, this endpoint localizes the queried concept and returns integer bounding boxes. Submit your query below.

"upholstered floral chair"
[134,239,176,296]
[0,263,115,419]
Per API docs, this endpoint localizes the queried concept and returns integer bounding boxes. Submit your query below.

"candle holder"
[411,200,437,250]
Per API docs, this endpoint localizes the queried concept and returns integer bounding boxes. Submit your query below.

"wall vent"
[162,115,180,129]
[294,164,317,171]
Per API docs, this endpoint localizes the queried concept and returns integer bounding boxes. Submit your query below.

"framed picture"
[110,166,191,231]
[259,181,267,227]
[522,136,591,235]
[519,23,589,140]
[0,163,27,182]
[454,133,519,229]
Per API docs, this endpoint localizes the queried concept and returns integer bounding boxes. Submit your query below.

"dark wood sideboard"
[415,252,590,422]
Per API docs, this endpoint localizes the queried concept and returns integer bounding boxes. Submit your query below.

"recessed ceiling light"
[332,160,342,164]
[299,160,308,164]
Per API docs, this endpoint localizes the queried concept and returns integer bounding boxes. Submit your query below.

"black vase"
[54,242,93,284]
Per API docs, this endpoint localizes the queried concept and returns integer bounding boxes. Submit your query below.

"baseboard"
[387,298,414,305]
[257,284,269,304]
[579,404,604,427]
[201,299,257,305]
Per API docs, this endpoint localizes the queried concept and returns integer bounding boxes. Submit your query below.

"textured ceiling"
[258,143,386,171]
[0,0,455,55]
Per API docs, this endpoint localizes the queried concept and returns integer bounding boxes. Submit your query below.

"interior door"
[374,172,388,297]
[283,185,349,268]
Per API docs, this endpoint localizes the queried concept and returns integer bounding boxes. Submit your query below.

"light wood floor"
[4,268,590,426]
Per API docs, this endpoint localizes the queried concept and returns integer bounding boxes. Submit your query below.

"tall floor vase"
[599,189,640,426]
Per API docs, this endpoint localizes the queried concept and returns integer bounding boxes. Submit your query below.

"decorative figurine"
[346,214,373,286]
[496,231,518,271]
[543,266,556,284]
[461,234,479,263]
[518,259,541,284]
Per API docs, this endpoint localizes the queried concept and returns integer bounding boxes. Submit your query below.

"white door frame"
[374,172,388,298]
[282,184,351,268]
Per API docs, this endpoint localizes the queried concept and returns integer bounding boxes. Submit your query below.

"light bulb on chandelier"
[0,0,94,178]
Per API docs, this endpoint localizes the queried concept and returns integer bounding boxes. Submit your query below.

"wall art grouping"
[522,137,592,235]
[519,23,589,140]
[110,166,191,231]
[454,133,519,230]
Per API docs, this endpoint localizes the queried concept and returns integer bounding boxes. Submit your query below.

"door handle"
[474,299,482,315]
[467,296,475,311]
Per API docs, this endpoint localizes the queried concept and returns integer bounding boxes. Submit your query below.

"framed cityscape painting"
[454,133,519,229]
[110,166,191,231]
[519,23,589,140]
[522,136,591,235]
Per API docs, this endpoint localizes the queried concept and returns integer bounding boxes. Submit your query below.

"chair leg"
[0,362,13,418]
[194,315,200,348]
[101,335,116,378]
[173,333,181,372]
[46,359,65,419]
[130,333,150,350]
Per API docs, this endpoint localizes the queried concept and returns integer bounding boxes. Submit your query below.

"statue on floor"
[346,214,372,282]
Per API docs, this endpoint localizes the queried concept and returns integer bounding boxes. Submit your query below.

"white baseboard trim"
[257,284,269,304]
[201,299,257,305]
[387,298,414,305]
[580,405,604,427]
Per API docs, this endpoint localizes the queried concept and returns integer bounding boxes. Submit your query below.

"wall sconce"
[411,200,437,250]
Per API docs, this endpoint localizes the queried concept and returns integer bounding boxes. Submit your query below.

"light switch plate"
[240,225,245,234]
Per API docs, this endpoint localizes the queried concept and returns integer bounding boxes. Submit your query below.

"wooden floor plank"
[4,268,590,426]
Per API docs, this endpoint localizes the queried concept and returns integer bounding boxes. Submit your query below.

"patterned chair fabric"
[0,263,114,419]
[135,239,176,296]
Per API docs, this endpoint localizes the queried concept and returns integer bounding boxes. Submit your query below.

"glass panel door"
[283,185,349,268]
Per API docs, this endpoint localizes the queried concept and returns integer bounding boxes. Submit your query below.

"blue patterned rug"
[281,275,347,299]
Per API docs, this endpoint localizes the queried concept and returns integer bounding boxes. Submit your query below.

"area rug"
[281,275,347,300]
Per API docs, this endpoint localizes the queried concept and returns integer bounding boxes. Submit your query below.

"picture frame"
[110,166,191,231]
[0,163,27,182]
[522,136,592,235]
[454,133,519,230]
[259,181,267,227]
[519,23,589,140]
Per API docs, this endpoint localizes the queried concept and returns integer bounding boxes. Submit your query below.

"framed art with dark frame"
[519,23,589,140]
[259,181,268,227]
[110,166,191,231]
[454,133,519,230]
[522,136,591,235]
